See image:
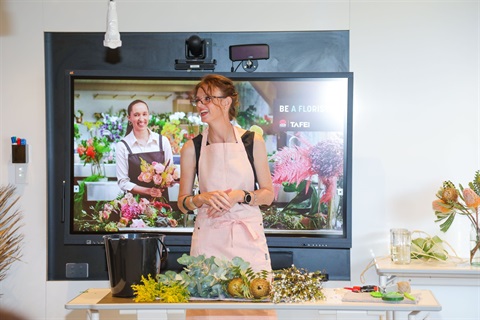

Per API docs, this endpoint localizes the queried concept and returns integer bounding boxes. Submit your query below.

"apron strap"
[120,139,133,154]
[158,134,163,150]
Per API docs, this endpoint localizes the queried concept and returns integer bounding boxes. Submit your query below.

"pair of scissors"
[344,285,378,293]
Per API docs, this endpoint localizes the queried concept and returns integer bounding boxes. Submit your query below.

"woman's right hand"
[149,187,163,198]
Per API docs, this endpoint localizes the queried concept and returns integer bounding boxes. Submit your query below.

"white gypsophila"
[187,114,203,125]
[170,112,186,122]
[271,265,325,304]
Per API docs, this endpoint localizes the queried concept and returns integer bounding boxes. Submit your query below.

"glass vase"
[91,162,106,178]
[470,224,480,266]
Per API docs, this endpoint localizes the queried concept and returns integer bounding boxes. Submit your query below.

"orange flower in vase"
[463,188,480,208]
[432,176,480,265]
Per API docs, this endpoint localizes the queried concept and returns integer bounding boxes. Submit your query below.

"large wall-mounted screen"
[65,71,352,249]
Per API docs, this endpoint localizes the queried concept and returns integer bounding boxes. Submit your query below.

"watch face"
[244,191,252,203]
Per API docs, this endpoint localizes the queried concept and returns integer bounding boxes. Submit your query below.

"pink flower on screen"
[121,203,142,221]
[271,143,316,197]
[138,171,153,183]
[153,174,163,186]
[130,219,147,228]
[153,162,166,174]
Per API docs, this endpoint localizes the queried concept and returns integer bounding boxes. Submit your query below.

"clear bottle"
[390,228,411,264]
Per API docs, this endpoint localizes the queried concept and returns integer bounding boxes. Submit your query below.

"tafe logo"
[279,119,287,128]
[289,121,310,128]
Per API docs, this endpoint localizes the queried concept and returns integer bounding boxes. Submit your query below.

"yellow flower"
[158,283,190,303]
[132,274,159,302]
[462,188,480,208]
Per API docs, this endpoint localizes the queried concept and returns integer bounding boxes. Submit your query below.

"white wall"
[0,1,479,320]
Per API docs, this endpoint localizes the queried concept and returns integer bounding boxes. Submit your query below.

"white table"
[65,288,441,320]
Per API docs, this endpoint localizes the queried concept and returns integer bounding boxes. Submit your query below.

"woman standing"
[116,99,173,199]
[178,74,276,319]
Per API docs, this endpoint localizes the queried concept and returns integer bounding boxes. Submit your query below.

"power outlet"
[66,263,89,278]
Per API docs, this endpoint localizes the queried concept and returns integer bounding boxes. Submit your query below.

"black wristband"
[182,195,191,211]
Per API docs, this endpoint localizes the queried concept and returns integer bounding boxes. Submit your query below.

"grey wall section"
[46,31,348,73]
[45,31,351,281]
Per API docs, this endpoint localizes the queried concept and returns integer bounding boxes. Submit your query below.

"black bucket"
[103,233,168,297]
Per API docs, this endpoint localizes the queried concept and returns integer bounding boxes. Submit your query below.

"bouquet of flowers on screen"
[137,157,180,201]
[88,158,181,231]
[98,193,178,230]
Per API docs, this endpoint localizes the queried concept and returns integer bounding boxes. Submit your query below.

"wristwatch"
[243,190,252,204]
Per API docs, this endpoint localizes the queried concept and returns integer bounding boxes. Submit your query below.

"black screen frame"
[45,30,353,281]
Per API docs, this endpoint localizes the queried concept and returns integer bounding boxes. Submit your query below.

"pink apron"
[187,125,276,320]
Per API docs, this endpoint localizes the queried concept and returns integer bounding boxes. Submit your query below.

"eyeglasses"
[190,95,226,107]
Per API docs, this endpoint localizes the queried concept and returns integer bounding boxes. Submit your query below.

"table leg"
[379,275,388,289]
[408,311,429,320]
[87,309,100,320]
[386,310,395,320]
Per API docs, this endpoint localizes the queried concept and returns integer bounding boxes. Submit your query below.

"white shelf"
[374,256,480,286]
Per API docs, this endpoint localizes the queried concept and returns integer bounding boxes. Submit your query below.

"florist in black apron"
[116,100,173,200]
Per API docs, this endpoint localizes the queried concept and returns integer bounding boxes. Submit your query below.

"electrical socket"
[66,263,89,278]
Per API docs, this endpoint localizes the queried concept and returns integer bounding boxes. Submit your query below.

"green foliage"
[157,254,267,299]
[74,175,104,203]
[411,234,448,261]
[280,182,318,215]
[469,170,480,196]
[148,112,170,133]
[74,123,81,140]
[435,211,456,233]
[266,181,326,230]
[236,105,258,129]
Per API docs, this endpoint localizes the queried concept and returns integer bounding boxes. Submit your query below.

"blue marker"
[11,136,17,145]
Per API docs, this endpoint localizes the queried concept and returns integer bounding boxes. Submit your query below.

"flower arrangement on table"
[102,192,177,229]
[432,171,480,265]
[76,136,111,178]
[131,254,325,304]
[266,133,343,230]
[74,192,179,232]
[74,156,180,232]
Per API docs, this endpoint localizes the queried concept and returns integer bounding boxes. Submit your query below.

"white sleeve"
[115,141,136,192]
